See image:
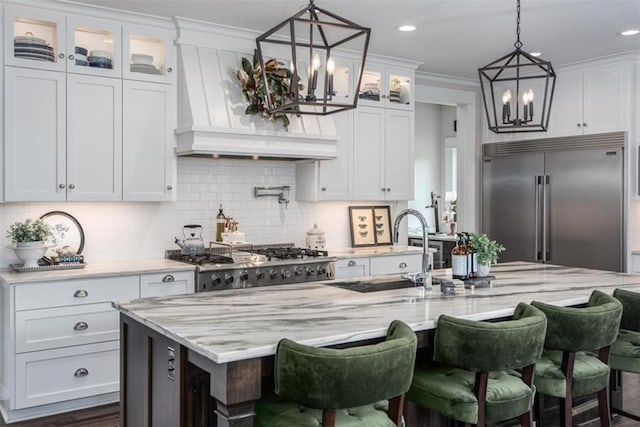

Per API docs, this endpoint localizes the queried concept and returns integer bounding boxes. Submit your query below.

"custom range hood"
[174,19,338,160]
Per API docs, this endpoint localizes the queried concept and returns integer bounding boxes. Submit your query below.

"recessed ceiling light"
[530,52,543,57]
[397,25,416,32]
[620,29,640,36]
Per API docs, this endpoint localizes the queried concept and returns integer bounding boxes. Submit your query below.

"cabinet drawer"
[15,341,119,409]
[15,276,139,311]
[140,271,194,298]
[334,258,369,279]
[369,254,422,275]
[16,303,118,353]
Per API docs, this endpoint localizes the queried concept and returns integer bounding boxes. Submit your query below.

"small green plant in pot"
[468,232,505,277]
[6,218,52,268]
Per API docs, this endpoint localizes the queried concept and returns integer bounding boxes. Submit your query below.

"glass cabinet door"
[357,66,383,107]
[5,6,66,72]
[123,25,175,84]
[329,57,354,105]
[388,72,412,109]
[66,15,122,77]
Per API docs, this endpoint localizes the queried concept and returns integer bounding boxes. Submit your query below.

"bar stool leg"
[598,388,611,427]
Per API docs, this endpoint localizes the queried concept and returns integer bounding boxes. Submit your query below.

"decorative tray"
[463,275,496,288]
[10,260,86,273]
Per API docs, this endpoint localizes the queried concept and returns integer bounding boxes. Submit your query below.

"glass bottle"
[451,234,468,280]
[215,204,226,242]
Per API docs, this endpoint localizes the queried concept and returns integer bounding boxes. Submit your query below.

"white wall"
[0,158,408,267]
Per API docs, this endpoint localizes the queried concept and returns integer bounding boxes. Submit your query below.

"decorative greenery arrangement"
[6,218,52,243]
[236,50,296,129]
[469,232,505,265]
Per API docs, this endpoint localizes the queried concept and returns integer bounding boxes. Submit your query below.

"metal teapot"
[175,224,206,255]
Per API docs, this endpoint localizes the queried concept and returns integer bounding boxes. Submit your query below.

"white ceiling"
[67,0,640,79]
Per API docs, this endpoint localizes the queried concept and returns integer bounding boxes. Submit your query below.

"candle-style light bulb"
[502,89,512,122]
[326,58,335,96]
[312,54,321,72]
[526,89,534,120]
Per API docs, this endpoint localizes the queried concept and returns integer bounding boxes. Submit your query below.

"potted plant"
[468,232,505,277]
[6,218,52,268]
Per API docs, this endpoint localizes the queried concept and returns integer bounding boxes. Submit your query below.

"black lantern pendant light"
[479,0,556,133]
[256,0,371,115]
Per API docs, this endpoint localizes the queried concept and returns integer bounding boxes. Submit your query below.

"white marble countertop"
[328,245,433,259]
[0,259,195,285]
[113,261,640,364]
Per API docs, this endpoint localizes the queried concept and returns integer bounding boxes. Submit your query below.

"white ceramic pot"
[11,241,48,268]
[306,224,326,249]
[477,263,491,277]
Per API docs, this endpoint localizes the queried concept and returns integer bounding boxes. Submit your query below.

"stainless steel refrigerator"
[482,132,625,272]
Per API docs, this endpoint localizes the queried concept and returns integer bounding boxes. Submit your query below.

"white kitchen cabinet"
[334,258,369,279]
[357,63,414,110]
[140,271,194,297]
[123,80,176,201]
[123,24,176,85]
[354,107,414,200]
[1,268,193,420]
[369,253,422,275]
[631,254,640,273]
[4,5,121,77]
[296,110,353,201]
[548,63,630,137]
[4,67,122,201]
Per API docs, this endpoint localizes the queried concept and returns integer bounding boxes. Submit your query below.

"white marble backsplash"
[0,158,407,267]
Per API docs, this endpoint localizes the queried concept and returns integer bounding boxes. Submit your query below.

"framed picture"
[349,205,393,247]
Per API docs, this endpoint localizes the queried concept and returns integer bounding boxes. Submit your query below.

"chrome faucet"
[393,209,432,289]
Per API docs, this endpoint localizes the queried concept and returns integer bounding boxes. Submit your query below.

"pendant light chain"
[514,0,522,49]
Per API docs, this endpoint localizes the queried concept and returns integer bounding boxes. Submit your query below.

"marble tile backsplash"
[0,157,407,267]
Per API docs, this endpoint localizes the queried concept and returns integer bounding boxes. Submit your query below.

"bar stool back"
[255,320,417,427]
[406,302,547,426]
[532,290,622,427]
[610,288,640,421]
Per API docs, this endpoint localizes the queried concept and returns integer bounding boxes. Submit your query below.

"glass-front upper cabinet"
[4,6,66,72]
[4,6,121,76]
[123,25,175,84]
[357,63,413,110]
[66,16,121,77]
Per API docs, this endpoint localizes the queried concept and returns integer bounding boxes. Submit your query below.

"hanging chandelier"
[256,0,371,116]
[478,0,556,133]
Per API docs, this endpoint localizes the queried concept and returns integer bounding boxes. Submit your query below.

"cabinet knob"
[69,184,75,189]
[577,123,582,127]
[162,274,175,282]
[321,187,327,191]
[387,187,391,192]
[583,122,587,127]
[381,94,387,99]
[381,188,387,192]
[399,262,408,268]
[166,185,173,191]
[59,183,66,189]
[58,53,65,59]
[73,321,88,331]
[68,54,75,60]
[347,260,357,267]
[74,368,89,378]
[73,289,88,298]
[167,67,173,73]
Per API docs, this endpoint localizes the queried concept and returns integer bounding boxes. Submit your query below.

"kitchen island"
[113,262,640,426]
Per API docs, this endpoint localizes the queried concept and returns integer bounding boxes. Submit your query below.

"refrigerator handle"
[543,175,550,262]
[535,175,542,261]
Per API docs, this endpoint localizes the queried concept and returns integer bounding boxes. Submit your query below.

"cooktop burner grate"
[251,247,329,261]
[166,252,234,265]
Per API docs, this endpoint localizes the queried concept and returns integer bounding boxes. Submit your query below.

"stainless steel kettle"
[175,224,206,255]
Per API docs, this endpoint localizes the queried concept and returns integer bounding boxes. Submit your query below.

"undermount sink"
[325,279,418,293]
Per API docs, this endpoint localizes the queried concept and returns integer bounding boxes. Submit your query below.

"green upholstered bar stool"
[532,290,623,427]
[254,320,417,427]
[610,288,640,421]
[406,303,547,426]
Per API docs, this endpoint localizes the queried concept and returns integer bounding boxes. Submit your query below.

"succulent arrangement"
[236,50,296,129]
[6,218,52,243]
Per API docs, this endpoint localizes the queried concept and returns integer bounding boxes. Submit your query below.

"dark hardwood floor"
[2,373,639,426]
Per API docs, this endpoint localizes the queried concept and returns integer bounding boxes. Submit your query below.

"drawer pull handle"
[162,274,175,282]
[74,368,89,378]
[73,289,88,298]
[347,260,357,267]
[399,262,408,268]
[73,322,88,331]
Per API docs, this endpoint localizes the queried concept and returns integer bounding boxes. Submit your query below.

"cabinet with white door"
[547,62,631,137]
[357,62,414,111]
[4,67,122,201]
[353,106,414,200]
[0,267,194,422]
[333,252,423,279]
